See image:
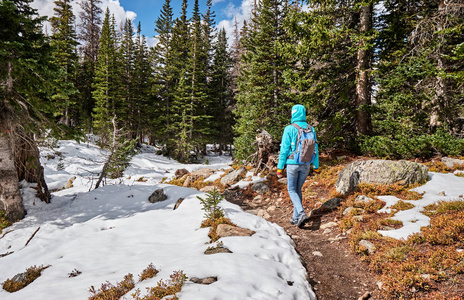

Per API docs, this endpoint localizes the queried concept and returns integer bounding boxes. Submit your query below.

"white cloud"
[216,0,254,46]
[30,0,137,35]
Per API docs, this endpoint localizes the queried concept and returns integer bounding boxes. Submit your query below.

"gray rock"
[11,272,27,283]
[343,207,354,216]
[359,239,376,254]
[148,189,167,203]
[442,157,464,168]
[251,182,270,194]
[309,198,343,218]
[204,246,232,255]
[222,188,243,203]
[190,277,218,285]
[335,160,428,195]
[220,167,247,186]
[320,198,343,211]
[355,195,374,203]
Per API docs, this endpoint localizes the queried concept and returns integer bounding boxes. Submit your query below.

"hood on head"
[291,104,306,123]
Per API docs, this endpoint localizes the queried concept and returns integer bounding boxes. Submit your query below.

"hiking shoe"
[297,212,308,228]
[290,217,298,225]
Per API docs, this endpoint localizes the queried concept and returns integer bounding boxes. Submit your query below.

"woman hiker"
[276,104,319,228]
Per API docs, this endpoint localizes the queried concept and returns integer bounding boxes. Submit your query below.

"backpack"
[289,123,316,164]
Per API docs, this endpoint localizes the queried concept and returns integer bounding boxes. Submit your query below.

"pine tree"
[234,0,294,159]
[210,28,234,152]
[0,0,56,220]
[152,0,174,143]
[119,18,136,137]
[92,8,122,145]
[366,1,464,158]
[76,0,102,129]
[282,1,359,149]
[49,0,79,127]
[133,22,152,143]
[167,0,193,161]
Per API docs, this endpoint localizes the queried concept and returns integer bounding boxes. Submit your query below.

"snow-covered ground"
[377,171,464,240]
[1,139,463,299]
[0,140,315,300]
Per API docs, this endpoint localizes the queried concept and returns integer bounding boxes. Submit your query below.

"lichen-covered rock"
[335,160,428,196]
[220,167,247,186]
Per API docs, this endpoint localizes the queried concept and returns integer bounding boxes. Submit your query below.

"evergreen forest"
[1,0,464,165]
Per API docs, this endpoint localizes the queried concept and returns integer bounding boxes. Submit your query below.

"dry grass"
[201,216,235,242]
[2,265,50,293]
[132,271,187,300]
[88,265,186,300]
[309,159,464,299]
[139,263,159,282]
[89,274,135,300]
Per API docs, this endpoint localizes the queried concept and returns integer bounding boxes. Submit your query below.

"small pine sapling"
[197,187,224,222]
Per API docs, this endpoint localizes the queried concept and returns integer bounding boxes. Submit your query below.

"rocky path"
[232,187,382,300]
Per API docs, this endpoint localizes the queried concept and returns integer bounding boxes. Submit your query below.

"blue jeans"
[286,164,311,219]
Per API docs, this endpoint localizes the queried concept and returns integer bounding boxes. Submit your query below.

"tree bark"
[0,126,26,222]
[0,108,51,221]
[355,3,373,136]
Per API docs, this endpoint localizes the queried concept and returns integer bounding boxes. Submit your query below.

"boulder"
[220,167,247,186]
[335,160,428,196]
[216,224,255,238]
[148,189,167,203]
[250,182,270,194]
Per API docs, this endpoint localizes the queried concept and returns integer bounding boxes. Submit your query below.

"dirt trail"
[232,186,382,300]
[271,208,381,300]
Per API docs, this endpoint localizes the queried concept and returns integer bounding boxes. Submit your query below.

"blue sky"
[120,0,243,36]
[31,0,253,47]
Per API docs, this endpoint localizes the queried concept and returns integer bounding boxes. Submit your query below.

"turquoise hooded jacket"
[277,104,319,170]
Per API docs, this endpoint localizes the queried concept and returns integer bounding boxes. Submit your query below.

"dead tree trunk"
[249,129,279,175]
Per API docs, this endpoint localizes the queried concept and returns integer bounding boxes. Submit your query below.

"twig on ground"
[25,227,40,246]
